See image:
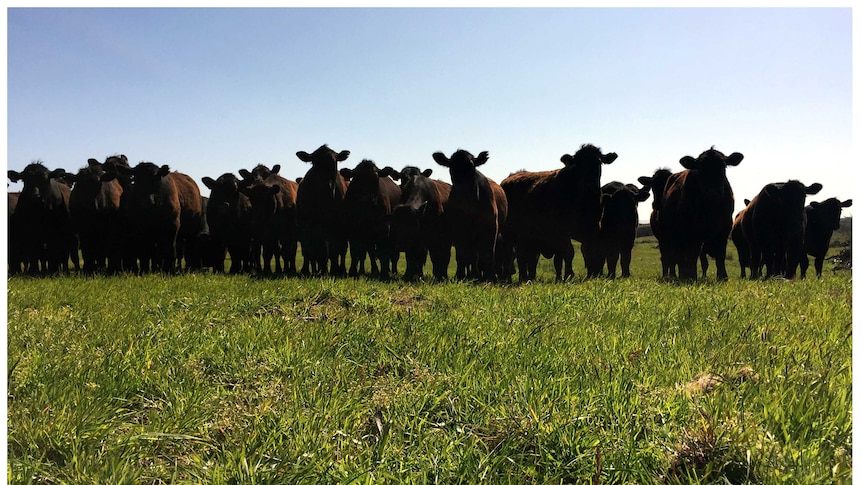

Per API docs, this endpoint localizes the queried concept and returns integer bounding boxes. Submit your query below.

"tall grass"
[6,243,852,483]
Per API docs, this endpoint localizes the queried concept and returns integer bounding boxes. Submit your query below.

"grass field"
[6,238,852,484]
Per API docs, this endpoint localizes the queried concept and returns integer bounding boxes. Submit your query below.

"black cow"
[295,145,351,276]
[659,147,743,280]
[582,182,650,278]
[800,197,852,278]
[238,164,299,275]
[501,144,617,282]
[8,162,77,274]
[201,173,253,273]
[340,160,402,278]
[433,149,507,281]
[383,166,452,281]
[739,180,822,279]
[68,159,124,274]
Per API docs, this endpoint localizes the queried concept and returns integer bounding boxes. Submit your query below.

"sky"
[4,7,857,223]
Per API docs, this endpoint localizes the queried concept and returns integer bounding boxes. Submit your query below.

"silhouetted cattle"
[800,197,852,278]
[582,181,650,278]
[638,168,673,278]
[238,164,299,275]
[201,173,253,273]
[8,162,77,274]
[340,160,402,278]
[68,158,124,273]
[295,145,350,276]
[501,144,617,282]
[729,199,751,278]
[433,149,507,281]
[659,147,743,280]
[382,166,452,280]
[737,180,822,279]
[105,162,203,273]
[7,191,23,274]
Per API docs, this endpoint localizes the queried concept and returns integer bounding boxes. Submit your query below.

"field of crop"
[6,239,852,484]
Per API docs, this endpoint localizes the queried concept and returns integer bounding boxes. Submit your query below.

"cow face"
[638,168,672,210]
[8,162,67,199]
[203,173,246,219]
[347,160,383,202]
[763,180,823,227]
[679,147,744,181]
[810,197,851,230]
[560,144,618,190]
[432,150,488,186]
[239,164,281,183]
[296,145,350,175]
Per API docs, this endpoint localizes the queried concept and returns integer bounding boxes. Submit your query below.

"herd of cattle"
[6,144,852,282]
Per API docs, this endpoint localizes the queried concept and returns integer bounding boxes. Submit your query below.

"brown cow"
[340,160,402,278]
[433,149,507,281]
[238,164,299,275]
[730,198,752,278]
[295,145,350,276]
[382,166,452,281]
[659,147,743,280]
[105,162,203,273]
[638,168,673,278]
[739,180,822,279]
[68,158,124,274]
[800,197,852,278]
[501,144,617,282]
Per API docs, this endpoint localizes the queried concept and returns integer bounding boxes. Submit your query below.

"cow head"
[810,197,853,230]
[432,149,488,187]
[8,162,67,199]
[638,168,672,210]
[203,173,247,216]
[100,155,132,187]
[762,180,823,229]
[239,164,281,183]
[679,147,743,182]
[296,145,350,174]
[560,144,618,186]
[68,161,109,198]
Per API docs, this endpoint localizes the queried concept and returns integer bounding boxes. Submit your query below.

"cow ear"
[560,154,574,166]
[271,164,281,174]
[49,168,67,179]
[804,183,823,195]
[679,156,698,170]
[101,172,118,182]
[637,176,652,186]
[422,169,433,178]
[340,168,354,181]
[602,152,618,164]
[726,152,744,166]
[841,199,853,207]
[88,158,100,167]
[432,152,451,167]
[296,177,303,184]
[764,184,780,197]
[337,150,351,162]
[239,169,252,180]
[8,170,22,182]
[202,177,217,190]
[379,166,397,179]
[474,151,490,166]
[636,187,651,202]
[296,151,313,163]
[158,165,171,176]
[809,201,820,208]
[744,198,751,206]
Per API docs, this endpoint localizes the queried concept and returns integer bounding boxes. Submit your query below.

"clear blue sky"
[5,7,855,222]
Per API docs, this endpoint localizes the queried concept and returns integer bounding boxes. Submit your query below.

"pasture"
[6,239,852,484]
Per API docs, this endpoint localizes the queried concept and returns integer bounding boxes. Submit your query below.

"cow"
[7,162,77,274]
[295,145,351,276]
[659,147,743,280]
[738,180,822,279]
[238,164,299,275]
[432,149,507,281]
[638,168,674,278]
[7,191,23,274]
[800,197,852,278]
[500,144,617,282]
[201,173,253,273]
[581,182,650,278]
[340,160,402,278]
[730,199,752,278]
[104,162,203,273]
[382,166,452,281]
[67,158,124,274]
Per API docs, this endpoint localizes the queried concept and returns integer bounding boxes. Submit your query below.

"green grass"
[6,241,852,483]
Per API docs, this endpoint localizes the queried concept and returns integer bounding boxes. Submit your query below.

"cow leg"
[699,251,709,278]
[799,253,809,279]
[607,251,620,279]
[814,255,824,277]
[430,244,450,281]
